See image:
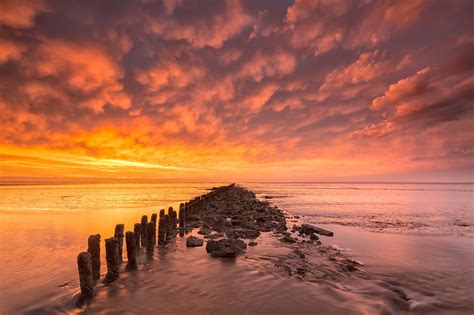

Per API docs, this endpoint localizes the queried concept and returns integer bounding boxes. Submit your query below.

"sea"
[0,182,472,314]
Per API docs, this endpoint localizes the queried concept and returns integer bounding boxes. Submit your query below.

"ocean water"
[0,182,473,314]
[246,182,474,237]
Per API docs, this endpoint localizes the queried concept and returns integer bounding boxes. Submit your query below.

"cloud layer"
[1,0,473,181]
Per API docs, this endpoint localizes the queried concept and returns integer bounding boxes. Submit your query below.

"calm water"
[247,182,474,236]
[0,182,473,314]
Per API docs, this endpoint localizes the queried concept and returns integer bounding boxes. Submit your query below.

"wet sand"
[1,183,473,314]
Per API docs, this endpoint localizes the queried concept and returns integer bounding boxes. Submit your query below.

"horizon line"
[1,179,472,186]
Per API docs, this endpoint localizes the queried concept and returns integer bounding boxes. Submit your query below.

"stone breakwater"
[75,184,359,306]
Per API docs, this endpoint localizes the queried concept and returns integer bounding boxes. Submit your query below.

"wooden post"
[146,222,155,255]
[158,216,166,245]
[133,223,141,249]
[77,252,94,299]
[164,214,172,242]
[104,237,119,282]
[159,209,165,218]
[140,215,148,247]
[169,207,177,231]
[87,234,101,280]
[125,231,137,270]
[150,214,157,245]
[114,224,124,262]
[179,203,185,236]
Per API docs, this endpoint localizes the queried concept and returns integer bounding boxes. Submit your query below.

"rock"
[248,241,258,246]
[310,233,319,241]
[231,219,242,226]
[280,235,297,243]
[188,214,200,221]
[205,238,247,258]
[296,267,306,276]
[197,226,212,235]
[226,228,260,239]
[204,233,224,239]
[211,217,226,232]
[294,249,305,259]
[186,236,204,247]
[301,224,334,237]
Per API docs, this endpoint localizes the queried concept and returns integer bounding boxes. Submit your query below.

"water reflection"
[0,182,473,314]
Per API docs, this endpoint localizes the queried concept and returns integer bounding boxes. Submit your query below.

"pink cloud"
[371,67,432,110]
[241,83,278,113]
[320,50,392,92]
[146,0,253,48]
[346,0,428,48]
[136,59,205,92]
[239,50,297,82]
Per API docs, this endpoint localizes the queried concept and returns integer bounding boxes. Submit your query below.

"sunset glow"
[1,0,473,182]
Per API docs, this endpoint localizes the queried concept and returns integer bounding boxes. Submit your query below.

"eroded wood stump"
[104,237,120,282]
[77,252,94,299]
[125,231,137,270]
[87,234,101,280]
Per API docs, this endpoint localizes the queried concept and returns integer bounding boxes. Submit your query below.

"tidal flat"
[0,182,472,314]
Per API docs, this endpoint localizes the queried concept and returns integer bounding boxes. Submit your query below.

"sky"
[0,0,473,182]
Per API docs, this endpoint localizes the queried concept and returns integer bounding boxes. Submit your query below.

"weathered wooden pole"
[184,202,189,221]
[114,224,124,262]
[140,215,148,247]
[87,234,101,280]
[150,213,157,245]
[125,231,137,270]
[105,237,120,282]
[169,207,177,231]
[179,203,185,236]
[77,252,94,299]
[133,223,141,249]
[165,214,172,241]
[146,222,155,255]
[158,216,166,245]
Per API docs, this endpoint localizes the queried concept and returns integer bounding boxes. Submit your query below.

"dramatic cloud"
[0,0,473,182]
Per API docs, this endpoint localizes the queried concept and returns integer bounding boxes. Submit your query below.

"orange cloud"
[0,0,472,182]
[21,41,129,111]
[0,0,47,29]
[0,39,27,63]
